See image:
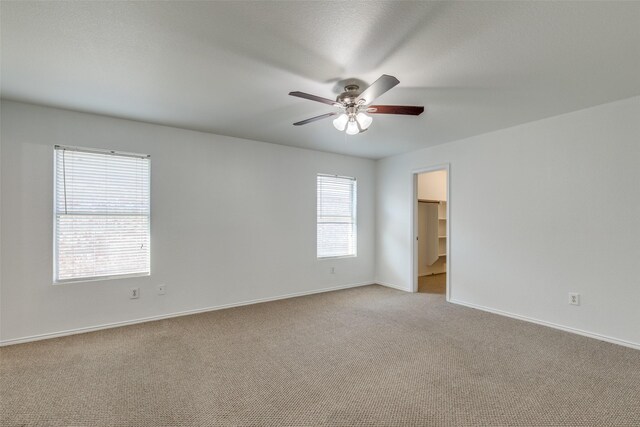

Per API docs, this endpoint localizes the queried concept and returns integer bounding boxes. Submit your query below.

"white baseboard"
[450,298,640,351]
[0,281,373,347]
[376,281,411,292]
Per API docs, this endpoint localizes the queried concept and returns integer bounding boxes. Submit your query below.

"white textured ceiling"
[2,1,639,159]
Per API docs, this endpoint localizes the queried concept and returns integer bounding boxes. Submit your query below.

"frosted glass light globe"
[346,120,360,135]
[356,112,372,130]
[333,114,348,131]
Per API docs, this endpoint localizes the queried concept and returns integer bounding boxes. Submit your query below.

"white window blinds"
[54,146,150,282]
[317,174,357,258]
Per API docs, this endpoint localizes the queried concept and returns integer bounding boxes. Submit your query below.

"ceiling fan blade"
[289,91,340,106]
[368,105,424,115]
[355,74,400,105]
[293,112,338,126]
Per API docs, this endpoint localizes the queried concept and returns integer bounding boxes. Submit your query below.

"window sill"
[53,272,150,285]
[317,255,357,260]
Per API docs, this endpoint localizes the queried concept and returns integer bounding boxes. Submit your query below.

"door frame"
[411,164,451,301]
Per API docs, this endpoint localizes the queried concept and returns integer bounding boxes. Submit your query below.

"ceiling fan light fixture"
[289,74,424,135]
[333,113,348,131]
[356,112,372,130]
[346,119,360,136]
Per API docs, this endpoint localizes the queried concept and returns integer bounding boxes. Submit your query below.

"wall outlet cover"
[130,288,140,299]
[158,284,166,295]
[569,293,580,306]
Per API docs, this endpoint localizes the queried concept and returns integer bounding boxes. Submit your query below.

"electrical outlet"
[129,288,140,299]
[330,267,335,274]
[157,284,166,295]
[568,293,580,306]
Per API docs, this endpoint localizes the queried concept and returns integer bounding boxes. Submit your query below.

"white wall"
[0,100,376,344]
[376,96,640,347]
[4,96,640,349]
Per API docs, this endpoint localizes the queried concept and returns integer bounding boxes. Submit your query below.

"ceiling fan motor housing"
[336,84,362,106]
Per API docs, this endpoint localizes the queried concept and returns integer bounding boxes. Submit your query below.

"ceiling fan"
[289,74,424,135]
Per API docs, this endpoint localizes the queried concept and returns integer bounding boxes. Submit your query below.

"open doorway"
[413,166,449,298]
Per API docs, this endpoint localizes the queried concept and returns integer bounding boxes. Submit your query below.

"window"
[317,174,357,258]
[54,146,150,282]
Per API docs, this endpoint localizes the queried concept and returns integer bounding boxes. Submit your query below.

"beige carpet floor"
[1,285,639,426]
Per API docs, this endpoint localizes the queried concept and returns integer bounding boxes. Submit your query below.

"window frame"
[316,173,357,259]
[52,145,151,284]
